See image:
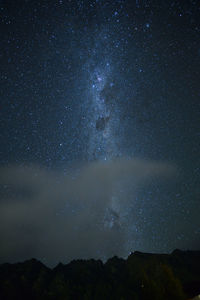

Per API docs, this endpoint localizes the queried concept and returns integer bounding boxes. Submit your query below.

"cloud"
[0,158,175,266]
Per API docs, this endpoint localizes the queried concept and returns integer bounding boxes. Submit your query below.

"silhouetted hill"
[0,250,200,299]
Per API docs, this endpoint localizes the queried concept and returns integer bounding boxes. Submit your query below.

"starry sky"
[0,0,200,266]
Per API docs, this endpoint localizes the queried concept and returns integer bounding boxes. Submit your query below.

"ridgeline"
[0,250,200,299]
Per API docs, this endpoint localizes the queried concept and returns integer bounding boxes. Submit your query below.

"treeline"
[0,249,200,299]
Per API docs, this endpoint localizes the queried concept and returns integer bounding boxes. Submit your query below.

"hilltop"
[0,250,200,299]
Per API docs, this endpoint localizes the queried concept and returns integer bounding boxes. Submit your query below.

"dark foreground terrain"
[0,250,200,299]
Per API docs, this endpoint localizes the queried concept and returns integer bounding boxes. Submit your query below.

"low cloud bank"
[0,158,175,266]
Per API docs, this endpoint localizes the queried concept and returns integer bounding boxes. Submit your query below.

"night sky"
[0,0,200,267]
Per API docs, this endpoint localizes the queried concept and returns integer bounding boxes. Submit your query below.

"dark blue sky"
[0,0,200,265]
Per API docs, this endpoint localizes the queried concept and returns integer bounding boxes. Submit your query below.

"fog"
[0,158,175,266]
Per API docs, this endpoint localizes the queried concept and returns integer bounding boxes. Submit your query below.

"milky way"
[0,0,200,265]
